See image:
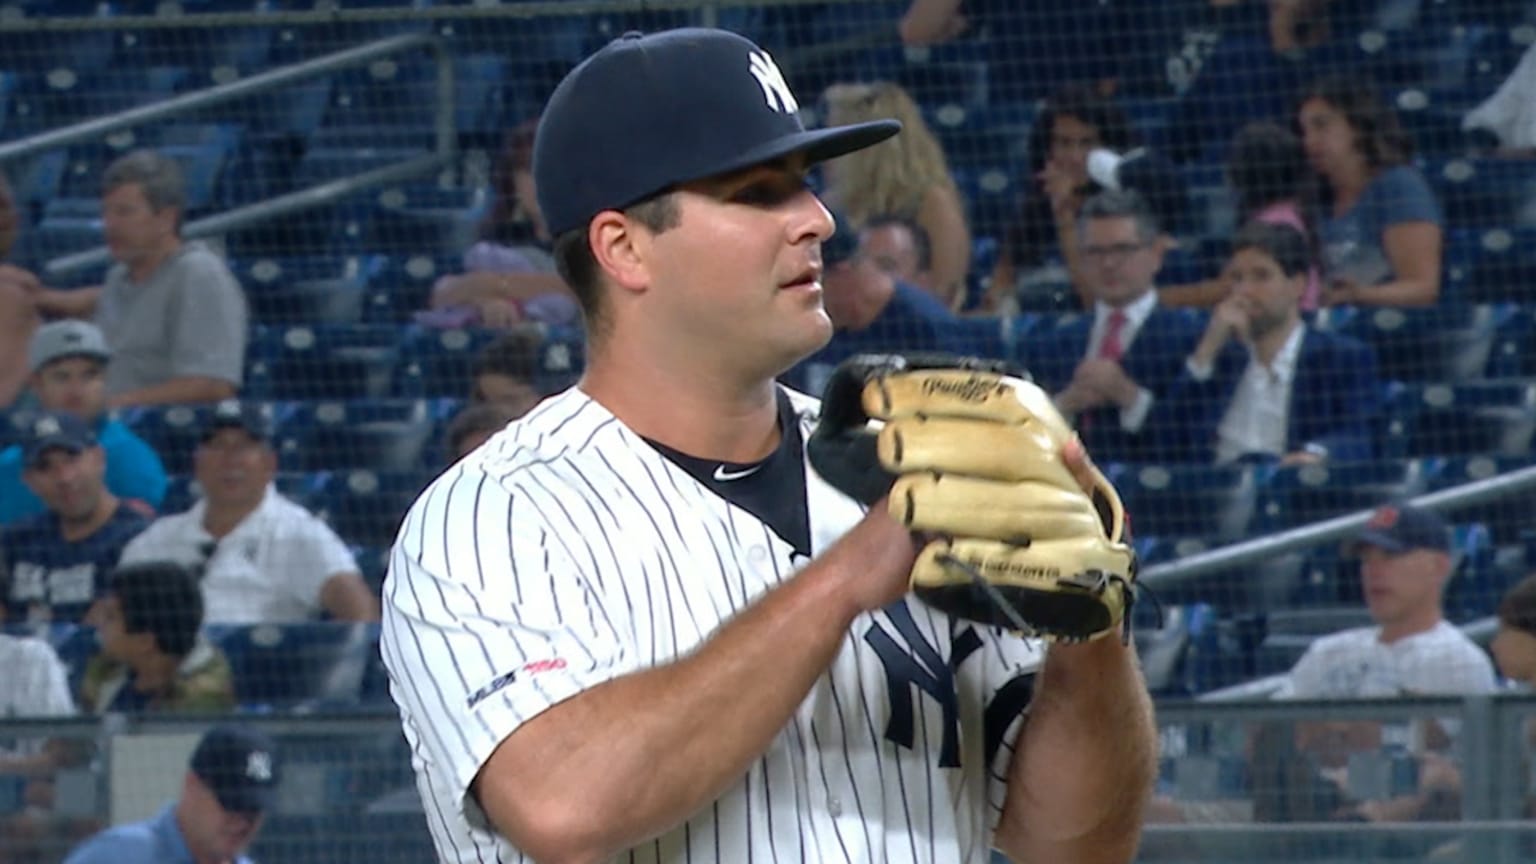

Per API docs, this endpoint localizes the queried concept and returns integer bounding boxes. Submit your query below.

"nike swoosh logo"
[713,464,763,482]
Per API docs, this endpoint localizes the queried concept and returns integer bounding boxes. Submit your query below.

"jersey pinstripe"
[380,386,1045,864]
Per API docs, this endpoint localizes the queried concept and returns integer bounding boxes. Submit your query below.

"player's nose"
[791,192,836,246]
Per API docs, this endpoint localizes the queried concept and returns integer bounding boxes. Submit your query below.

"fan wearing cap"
[62,724,278,864]
[117,401,378,625]
[380,27,1155,864]
[0,320,169,526]
[0,413,151,626]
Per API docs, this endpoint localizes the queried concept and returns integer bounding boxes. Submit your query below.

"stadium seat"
[392,325,504,399]
[120,402,292,476]
[363,251,461,324]
[1425,454,1536,545]
[1105,462,1262,546]
[308,469,433,548]
[1315,303,1510,384]
[222,196,373,259]
[1466,226,1536,304]
[1431,156,1536,228]
[1486,304,1536,378]
[233,253,387,325]
[1379,379,1536,459]
[211,620,377,711]
[364,192,478,260]
[243,323,401,401]
[293,145,432,191]
[1254,459,1430,533]
[281,398,438,473]
[939,315,1016,362]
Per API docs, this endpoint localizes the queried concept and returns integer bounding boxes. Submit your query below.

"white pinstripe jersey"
[381,386,1045,864]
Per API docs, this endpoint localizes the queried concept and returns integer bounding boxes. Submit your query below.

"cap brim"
[667,119,901,192]
[1348,529,1409,554]
[24,438,89,468]
[215,785,275,814]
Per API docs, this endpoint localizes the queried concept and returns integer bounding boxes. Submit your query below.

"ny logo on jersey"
[748,50,798,114]
[866,605,1036,771]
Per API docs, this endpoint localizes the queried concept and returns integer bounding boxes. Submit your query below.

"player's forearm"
[479,540,882,863]
[997,637,1157,864]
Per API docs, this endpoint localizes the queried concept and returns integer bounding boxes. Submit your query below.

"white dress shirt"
[1186,322,1306,464]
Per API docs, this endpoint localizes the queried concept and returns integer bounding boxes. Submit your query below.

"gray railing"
[0,30,457,278]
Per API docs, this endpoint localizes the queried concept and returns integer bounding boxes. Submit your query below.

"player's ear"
[589,210,649,296]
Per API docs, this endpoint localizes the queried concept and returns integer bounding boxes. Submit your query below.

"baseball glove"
[807,353,1138,643]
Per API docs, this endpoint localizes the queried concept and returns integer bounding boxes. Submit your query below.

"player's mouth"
[781,266,821,292]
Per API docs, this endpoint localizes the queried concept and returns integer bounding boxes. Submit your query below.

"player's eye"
[730,175,809,207]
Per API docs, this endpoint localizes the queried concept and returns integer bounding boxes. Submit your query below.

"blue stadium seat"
[363,251,461,324]
[309,469,433,548]
[281,398,438,473]
[1467,227,1536,305]
[211,621,377,711]
[293,145,431,191]
[17,216,102,266]
[939,315,1016,362]
[320,53,508,141]
[1314,303,1510,384]
[1254,459,1430,533]
[232,253,387,325]
[365,188,479,260]
[9,65,188,135]
[222,197,372,259]
[243,323,401,401]
[1105,462,1262,546]
[119,402,225,476]
[1424,454,1536,545]
[1430,157,1536,229]
[1379,380,1536,459]
[392,325,504,399]
[1486,304,1536,378]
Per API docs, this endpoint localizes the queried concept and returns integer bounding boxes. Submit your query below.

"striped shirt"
[381,386,1044,863]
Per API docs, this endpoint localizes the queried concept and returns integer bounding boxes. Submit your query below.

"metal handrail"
[0,31,457,277]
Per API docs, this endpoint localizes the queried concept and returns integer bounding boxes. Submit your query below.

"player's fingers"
[876,417,1071,486]
[888,473,1106,542]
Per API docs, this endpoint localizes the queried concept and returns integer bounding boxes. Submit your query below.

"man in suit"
[1021,189,1204,463]
[1157,220,1380,464]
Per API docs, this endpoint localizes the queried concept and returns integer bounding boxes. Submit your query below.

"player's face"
[1359,546,1446,628]
[1082,216,1162,307]
[22,446,106,521]
[102,183,178,270]
[195,428,276,511]
[182,775,264,863]
[1048,114,1100,183]
[1224,247,1302,340]
[32,357,108,421]
[643,158,835,377]
[1298,98,1359,179]
[859,224,922,283]
[1491,623,1536,685]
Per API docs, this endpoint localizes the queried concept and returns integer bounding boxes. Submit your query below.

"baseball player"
[380,27,1156,864]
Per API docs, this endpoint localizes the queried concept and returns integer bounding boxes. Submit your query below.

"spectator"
[817,213,954,352]
[1019,189,1204,464]
[0,321,168,525]
[0,413,150,625]
[1155,221,1379,464]
[859,214,931,286]
[426,118,579,329]
[469,328,545,414]
[78,561,233,714]
[1492,573,1536,690]
[1162,121,1323,309]
[117,400,379,624]
[1267,503,1497,824]
[62,724,278,864]
[0,622,80,864]
[27,150,248,407]
[988,85,1134,313]
[445,401,525,464]
[0,168,40,410]
[820,81,971,307]
[1298,77,1444,307]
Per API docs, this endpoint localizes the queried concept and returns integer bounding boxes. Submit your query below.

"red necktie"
[1099,309,1127,362]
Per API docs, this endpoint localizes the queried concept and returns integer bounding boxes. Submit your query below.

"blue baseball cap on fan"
[533,28,902,238]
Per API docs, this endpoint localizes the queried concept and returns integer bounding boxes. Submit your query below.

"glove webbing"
[932,553,1161,644]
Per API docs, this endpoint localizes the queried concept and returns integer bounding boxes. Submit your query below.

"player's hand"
[829,498,923,614]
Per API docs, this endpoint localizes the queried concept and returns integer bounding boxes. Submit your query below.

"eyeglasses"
[1083,241,1151,263]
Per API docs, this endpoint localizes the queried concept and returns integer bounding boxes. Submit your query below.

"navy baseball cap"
[201,399,272,444]
[1351,502,1452,555]
[190,724,280,813]
[533,28,902,238]
[21,412,98,469]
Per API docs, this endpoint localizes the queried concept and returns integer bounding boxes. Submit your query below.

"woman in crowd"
[1163,121,1322,310]
[426,117,579,328]
[1298,77,1442,307]
[820,81,971,308]
[986,84,1133,312]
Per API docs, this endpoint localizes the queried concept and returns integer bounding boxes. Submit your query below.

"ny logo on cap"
[34,416,61,437]
[246,751,273,782]
[748,50,798,114]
